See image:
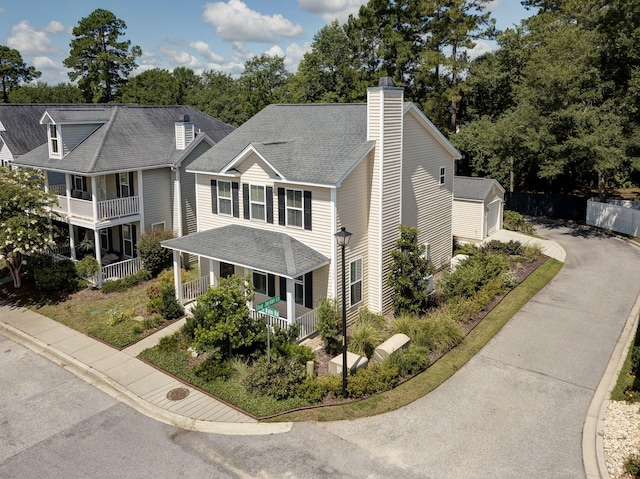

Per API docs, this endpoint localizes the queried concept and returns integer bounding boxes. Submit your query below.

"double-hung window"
[286,189,303,228]
[250,185,266,221]
[217,181,232,216]
[294,275,305,305]
[119,172,130,197]
[49,125,59,155]
[349,258,362,306]
[73,175,84,192]
[253,270,267,294]
[122,224,133,258]
[439,166,446,186]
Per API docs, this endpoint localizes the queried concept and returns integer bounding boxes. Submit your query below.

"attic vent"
[379,76,394,87]
[175,119,195,150]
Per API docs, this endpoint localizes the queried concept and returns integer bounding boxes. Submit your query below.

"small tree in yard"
[187,275,262,360]
[137,228,174,277]
[388,225,434,316]
[0,167,56,288]
[316,296,342,355]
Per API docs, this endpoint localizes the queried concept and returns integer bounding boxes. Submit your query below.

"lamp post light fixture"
[335,226,352,398]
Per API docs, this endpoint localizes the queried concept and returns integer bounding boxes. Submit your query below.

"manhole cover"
[166,387,190,401]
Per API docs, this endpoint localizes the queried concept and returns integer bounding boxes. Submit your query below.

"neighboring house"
[453,176,505,241]
[13,105,234,285]
[162,78,461,334]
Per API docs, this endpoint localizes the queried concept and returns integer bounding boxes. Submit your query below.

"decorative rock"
[450,254,469,271]
[604,401,640,478]
[328,352,368,376]
[372,333,411,364]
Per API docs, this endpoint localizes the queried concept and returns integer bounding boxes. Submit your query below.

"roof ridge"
[88,106,119,171]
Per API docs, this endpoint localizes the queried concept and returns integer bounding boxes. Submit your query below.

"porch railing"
[48,184,65,195]
[52,194,140,221]
[101,257,141,283]
[182,275,210,304]
[249,309,317,342]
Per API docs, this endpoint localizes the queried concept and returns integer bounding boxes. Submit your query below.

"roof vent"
[378,77,394,87]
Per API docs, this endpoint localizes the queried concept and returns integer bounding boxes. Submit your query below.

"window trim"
[73,174,84,192]
[122,224,133,258]
[119,172,130,198]
[349,257,363,307]
[253,270,268,295]
[217,180,233,216]
[99,229,109,252]
[48,124,60,157]
[294,275,305,305]
[285,188,303,228]
[150,222,165,230]
[249,184,266,222]
[439,166,446,186]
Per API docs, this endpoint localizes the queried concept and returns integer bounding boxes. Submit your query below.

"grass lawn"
[611,330,640,402]
[0,277,173,349]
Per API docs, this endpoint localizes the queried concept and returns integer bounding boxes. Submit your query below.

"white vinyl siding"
[453,200,484,241]
[402,110,455,270]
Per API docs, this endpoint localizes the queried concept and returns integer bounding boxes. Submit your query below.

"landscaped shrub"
[297,375,342,403]
[349,320,386,359]
[101,268,151,293]
[149,283,183,320]
[346,361,400,398]
[415,310,463,354]
[386,312,420,339]
[440,253,509,300]
[194,355,233,382]
[521,243,544,262]
[390,344,431,376]
[625,455,640,478]
[316,296,342,356]
[75,256,99,282]
[27,254,79,292]
[503,210,535,235]
[244,355,308,400]
[137,228,175,277]
[484,239,522,256]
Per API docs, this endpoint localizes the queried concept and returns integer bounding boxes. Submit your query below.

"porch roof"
[161,225,330,279]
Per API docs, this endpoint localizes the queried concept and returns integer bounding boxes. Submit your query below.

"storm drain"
[166,387,190,401]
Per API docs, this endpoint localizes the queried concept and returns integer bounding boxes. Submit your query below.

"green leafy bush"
[415,310,463,354]
[440,253,509,300]
[27,254,78,292]
[155,284,182,320]
[101,268,151,293]
[349,320,386,359]
[521,243,544,262]
[503,210,535,235]
[346,361,400,398]
[297,375,342,403]
[625,456,640,478]
[390,344,431,376]
[137,228,175,277]
[316,296,342,356]
[484,239,522,256]
[244,355,308,400]
[76,256,99,280]
[194,355,233,382]
[386,312,420,338]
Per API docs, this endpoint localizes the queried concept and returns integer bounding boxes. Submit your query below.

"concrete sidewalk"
[0,302,291,436]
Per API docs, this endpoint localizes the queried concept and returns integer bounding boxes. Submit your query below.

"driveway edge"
[583,291,640,478]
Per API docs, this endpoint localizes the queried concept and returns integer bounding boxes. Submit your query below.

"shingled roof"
[14,105,235,174]
[454,176,505,201]
[187,103,376,186]
[0,104,107,158]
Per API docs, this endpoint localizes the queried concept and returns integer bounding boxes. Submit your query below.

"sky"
[1,0,532,85]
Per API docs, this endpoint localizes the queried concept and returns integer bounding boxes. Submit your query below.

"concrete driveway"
[319,222,640,479]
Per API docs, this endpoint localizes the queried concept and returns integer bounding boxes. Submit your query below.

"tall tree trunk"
[598,170,607,202]
[7,258,22,288]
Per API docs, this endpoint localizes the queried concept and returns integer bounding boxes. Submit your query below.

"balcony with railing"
[50,186,140,222]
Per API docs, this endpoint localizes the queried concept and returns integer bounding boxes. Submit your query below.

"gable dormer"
[40,108,111,160]
[175,115,195,150]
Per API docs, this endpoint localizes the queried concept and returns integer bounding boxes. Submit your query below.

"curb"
[0,320,292,436]
[582,291,640,478]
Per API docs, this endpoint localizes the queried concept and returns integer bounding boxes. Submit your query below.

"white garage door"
[486,200,501,236]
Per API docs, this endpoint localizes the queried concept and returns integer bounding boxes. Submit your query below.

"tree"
[188,275,262,359]
[64,9,141,103]
[388,225,433,316]
[238,54,290,118]
[117,69,180,105]
[136,227,174,277]
[9,82,83,103]
[187,70,246,126]
[0,45,41,103]
[0,167,56,288]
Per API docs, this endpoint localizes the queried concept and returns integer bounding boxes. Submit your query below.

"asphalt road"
[2,222,639,479]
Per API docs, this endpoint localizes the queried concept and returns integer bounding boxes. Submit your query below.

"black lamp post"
[335,226,352,398]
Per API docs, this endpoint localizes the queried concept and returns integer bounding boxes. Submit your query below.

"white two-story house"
[14,105,234,284]
[162,79,461,335]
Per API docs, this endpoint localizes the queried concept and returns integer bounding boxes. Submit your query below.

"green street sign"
[264,307,279,317]
[255,295,280,312]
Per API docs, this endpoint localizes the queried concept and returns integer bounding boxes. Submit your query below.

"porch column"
[286,278,295,323]
[173,250,182,303]
[69,224,77,261]
[209,259,218,287]
[137,171,145,234]
[91,176,98,220]
[94,229,103,287]
[244,267,253,310]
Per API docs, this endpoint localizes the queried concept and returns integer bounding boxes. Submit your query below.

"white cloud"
[32,56,69,84]
[158,47,202,68]
[298,0,367,22]
[43,21,65,34]
[190,40,224,63]
[283,42,311,71]
[465,40,494,60]
[7,20,63,56]
[202,0,304,43]
[265,45,284,57]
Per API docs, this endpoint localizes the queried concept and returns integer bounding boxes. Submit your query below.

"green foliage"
[388,225,434,316]
[0,45,41,102]
[389,344,431,376]
[155,283,182,320]
[414,310,463,354]
[244,355,308,400]
[503,211,535,235]
[483,239,522,256]
[316,296,343,355]
[238,54,290,119]
[349,319,386,359]
[297,375,343,403]
[346,361,400,398]
[625,456,640,479]
[8,82,83,104]
[25,254,78,292]
[100,269,151,293]
[137,228,175,277]
[76,256,99,280]
[188,275,261,359]
[193,355,233,382]
[63,9,141,102]
[521,243,544,262]
[440,253,510,300]
[0,167,56,288]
